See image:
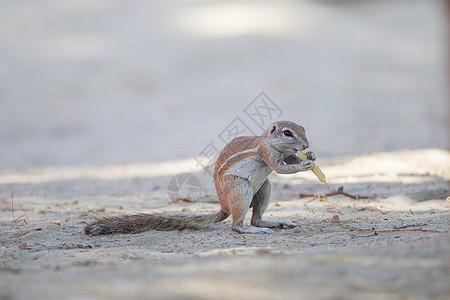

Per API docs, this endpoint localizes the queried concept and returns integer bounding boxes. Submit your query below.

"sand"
[1,149,449,299]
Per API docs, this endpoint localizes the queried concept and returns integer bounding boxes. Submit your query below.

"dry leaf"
[48,221,62,226]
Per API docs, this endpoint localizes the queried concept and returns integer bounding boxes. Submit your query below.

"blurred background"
[0,0,448,172]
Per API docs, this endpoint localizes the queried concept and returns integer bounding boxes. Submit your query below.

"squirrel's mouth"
[293,146,306,152]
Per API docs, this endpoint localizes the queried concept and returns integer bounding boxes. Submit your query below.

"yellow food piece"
[297,151,329,189]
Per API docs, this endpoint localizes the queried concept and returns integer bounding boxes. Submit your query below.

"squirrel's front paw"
[306,151,316,161]
[300,159,313,171]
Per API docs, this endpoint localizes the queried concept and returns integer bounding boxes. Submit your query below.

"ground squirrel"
[84,120,315,235]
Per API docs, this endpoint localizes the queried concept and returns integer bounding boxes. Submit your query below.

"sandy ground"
[0,149,449,299]
[1,0,449,299]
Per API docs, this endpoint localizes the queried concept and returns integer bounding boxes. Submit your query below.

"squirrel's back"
[213,136,258,178]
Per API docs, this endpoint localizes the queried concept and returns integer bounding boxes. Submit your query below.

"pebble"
[293,227,302,234]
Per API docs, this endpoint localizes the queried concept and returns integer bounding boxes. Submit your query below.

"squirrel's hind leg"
[223,176,274,234]
[251,179,296,229]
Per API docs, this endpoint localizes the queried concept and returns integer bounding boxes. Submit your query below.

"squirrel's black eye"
[283,130,293,137]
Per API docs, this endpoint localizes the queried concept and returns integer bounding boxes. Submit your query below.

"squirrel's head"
[265,121,309,153]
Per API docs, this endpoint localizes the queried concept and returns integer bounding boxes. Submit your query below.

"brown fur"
[214,136,258,175]
[216,149,259,176]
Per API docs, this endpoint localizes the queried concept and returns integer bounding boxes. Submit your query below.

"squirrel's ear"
[270,125,277,135]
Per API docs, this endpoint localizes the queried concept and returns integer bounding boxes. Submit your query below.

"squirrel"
[83,120,315,235]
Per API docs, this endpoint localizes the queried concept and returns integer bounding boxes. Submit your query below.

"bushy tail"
[83,211,227,235]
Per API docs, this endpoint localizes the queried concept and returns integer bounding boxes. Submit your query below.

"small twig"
[168,197,219,205]
[168,197,196,205]
[11,192,24,234]
[18,205,29,225]
[299,186,373,200]
[332,222,374,232]
[393,223,426,230]
[379,228,446,233]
